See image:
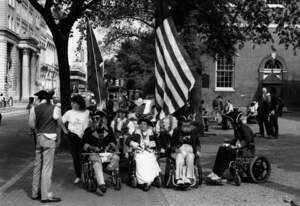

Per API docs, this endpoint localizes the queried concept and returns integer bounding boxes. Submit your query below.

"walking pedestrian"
[61,94,90,184]
[212,96,223,122]
[29,90,62,203]
[255,87,271,138]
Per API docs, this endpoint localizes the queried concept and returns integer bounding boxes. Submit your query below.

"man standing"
[256,87,271,138]
[267,87,279,139]
[29,90,61,203]
[212,96,223,122]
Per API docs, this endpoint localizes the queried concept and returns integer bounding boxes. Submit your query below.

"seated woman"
[208,116,254,181]
[81,110,120,193]
[171,114,201,186]
[125,116,161,191]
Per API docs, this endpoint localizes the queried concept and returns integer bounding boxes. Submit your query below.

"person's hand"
[175,148,180,153]
[149,141,156,148]
[130,141,139,149]
[92,146,100,153]
[270,110,275,115]
[196,151,201,157]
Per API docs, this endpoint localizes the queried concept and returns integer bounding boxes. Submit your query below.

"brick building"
[0,0,59,102]
[201,2,300,111]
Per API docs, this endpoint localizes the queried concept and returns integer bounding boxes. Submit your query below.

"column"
[30,52,38,96]
[0,41,7,95]
[21,49,30,101]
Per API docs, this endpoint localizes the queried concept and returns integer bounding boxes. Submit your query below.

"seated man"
[171,114,201,186]
[208,116,254,181]
[82,110,120,193]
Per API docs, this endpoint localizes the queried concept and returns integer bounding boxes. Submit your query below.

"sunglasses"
[92,117,101,121]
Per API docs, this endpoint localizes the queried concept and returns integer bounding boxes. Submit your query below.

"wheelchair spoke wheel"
[196,158,203,186]
[249,155,271,183]
[164,157,171,188]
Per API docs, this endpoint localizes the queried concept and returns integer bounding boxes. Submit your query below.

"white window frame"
[215,54,235,92]
[265,0,284,8]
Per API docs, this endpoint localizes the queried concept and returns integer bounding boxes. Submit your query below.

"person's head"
[109,94,114,100]
[262,87,267,94]
[91,110,107,129]
[138,116,153,132]
[238,116,247,126]
[29,97,34,104]
[270,87,277,96]
[0,93,2,96]
[217,95,223,100]
[177,114,194,133]
[70,95,86,111]
[226,99,231,104]
[117,109,128,119]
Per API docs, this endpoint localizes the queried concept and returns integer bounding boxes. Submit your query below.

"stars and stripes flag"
[155,0,196,120]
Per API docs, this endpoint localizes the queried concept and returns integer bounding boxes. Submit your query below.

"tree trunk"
[53,33,71,150]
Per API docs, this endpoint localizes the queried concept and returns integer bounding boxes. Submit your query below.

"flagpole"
[88,18,102,103]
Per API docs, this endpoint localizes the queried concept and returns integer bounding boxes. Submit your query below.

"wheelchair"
[81,152,122,192]
[228,143,271,186]
[164,150,203,188]
[128,147,162,188]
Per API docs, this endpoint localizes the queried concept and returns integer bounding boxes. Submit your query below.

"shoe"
[143,184,151,192]
[255,133,264,138]
[176,179,184,185]
[41,197,61,203]
[211,174,221,181]
[32,195,41,200]
[74,177,81,184]
[99,184,107,193]
[207,172,216,178]
[184,178,191,185]
[266,136,277,139]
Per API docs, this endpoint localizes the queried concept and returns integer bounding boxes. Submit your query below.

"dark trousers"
[69,132,83,178]
[159,133,171,150]
[269,114,278,137]
[212,146,238,177]
[257,107,270,136]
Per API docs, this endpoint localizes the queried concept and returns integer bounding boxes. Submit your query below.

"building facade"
[0,0,59,102]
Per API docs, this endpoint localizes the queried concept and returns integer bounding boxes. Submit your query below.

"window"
[263,59,283,80]
[8,16,11,29]
[16,23,20,34]
[11,18,14,31]
[215,54,235,91]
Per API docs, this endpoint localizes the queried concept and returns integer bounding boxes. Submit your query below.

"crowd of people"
[28,89,271,203]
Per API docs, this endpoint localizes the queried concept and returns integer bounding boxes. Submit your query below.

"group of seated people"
[80,102,254,193]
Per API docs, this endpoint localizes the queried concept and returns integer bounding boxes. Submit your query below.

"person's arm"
[28,107,36,129]
[171,129,182,153]
[239,126,252,148]
[60,110,69,134]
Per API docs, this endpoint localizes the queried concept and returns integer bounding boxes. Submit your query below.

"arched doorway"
[262,59,283,80]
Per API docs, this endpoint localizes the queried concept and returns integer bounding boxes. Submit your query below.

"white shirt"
[29,100,61,140]
[111,117,135,135]
[62,109,90,138]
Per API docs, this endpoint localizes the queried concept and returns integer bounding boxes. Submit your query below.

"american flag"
[155,0,195,120]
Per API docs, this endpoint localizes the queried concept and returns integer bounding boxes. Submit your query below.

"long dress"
[133,129,161,184]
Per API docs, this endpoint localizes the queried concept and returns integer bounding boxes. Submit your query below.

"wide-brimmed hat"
[117,108,129,114]
[138,115,154,127]
[34,90,54,99]
[91,110,108,117]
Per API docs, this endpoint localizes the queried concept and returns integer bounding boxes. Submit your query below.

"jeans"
[69,132,83,178]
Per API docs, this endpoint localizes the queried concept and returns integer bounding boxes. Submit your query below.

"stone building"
[0,0,59,102]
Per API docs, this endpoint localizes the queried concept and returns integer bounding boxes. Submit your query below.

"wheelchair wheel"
[235,174,241,186]
[164,157,171,188]
[131,176,137,188]
[81,164,89,189]
[89,179,98,192]
[196,158,203,186]
[249,155,271,183]
[155,176,162,188]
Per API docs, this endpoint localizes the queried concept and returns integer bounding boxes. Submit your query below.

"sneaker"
[99,184,107,193]
[184,178,191,185]
[207,172,216,178]
[176,179,184,185]
[74,178,81,184]
[211,174,221,181]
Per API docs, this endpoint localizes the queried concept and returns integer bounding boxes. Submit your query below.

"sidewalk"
[0,152,169,206]
[0,103,27,113]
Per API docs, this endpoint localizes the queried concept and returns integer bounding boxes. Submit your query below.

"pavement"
[0,109,300,206]
[0,102,28,113]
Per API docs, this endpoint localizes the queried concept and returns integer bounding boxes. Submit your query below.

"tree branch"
[115,16,154,28]
[45,0,54,13]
